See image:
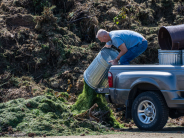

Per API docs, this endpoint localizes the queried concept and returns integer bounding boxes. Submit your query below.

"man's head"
[96,29,111,42]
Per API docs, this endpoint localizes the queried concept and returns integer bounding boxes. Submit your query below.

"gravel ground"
[35,127,184,138]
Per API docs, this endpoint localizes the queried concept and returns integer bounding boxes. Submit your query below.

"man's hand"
[108,43,127,65]
[108,58,119,65]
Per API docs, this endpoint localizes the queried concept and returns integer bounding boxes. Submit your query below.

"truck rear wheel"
[131,91,169,131]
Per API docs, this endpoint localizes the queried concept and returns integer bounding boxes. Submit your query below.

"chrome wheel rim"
[137,100,156,124]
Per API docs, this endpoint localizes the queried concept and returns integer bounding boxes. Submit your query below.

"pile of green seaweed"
[0,81,123,136]
[72,81,122,128]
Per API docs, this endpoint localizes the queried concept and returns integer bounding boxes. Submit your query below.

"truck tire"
[131,91,169,131]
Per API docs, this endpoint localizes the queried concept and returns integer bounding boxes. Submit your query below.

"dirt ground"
[34,127,184,138]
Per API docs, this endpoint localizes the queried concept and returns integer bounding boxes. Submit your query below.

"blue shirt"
[106,30,144,49]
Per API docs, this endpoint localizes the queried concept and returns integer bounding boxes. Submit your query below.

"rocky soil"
[0,0,184,101]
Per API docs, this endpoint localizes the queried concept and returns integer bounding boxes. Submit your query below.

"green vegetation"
[0,82,123,136]
[88,42,96,49]
[33,0,51,14]
[0,92,108,136]
[72,81,123,128]
[113,7,128,25]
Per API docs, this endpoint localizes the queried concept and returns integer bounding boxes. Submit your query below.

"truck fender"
[130,77,159,90]
[125,72,174,119]
[116,71,175,90]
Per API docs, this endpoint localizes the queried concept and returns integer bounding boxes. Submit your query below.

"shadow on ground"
[123,126,184,133]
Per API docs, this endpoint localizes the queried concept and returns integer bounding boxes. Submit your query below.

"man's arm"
[103,44,112,48]
[108,43,128,65]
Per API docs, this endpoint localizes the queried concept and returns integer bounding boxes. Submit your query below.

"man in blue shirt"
[96,29,147,65]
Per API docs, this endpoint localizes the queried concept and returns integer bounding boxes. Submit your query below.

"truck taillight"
[108,72,113,87]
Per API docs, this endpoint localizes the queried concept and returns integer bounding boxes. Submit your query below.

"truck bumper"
[95,88,109,94]
[95,88,113,103]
